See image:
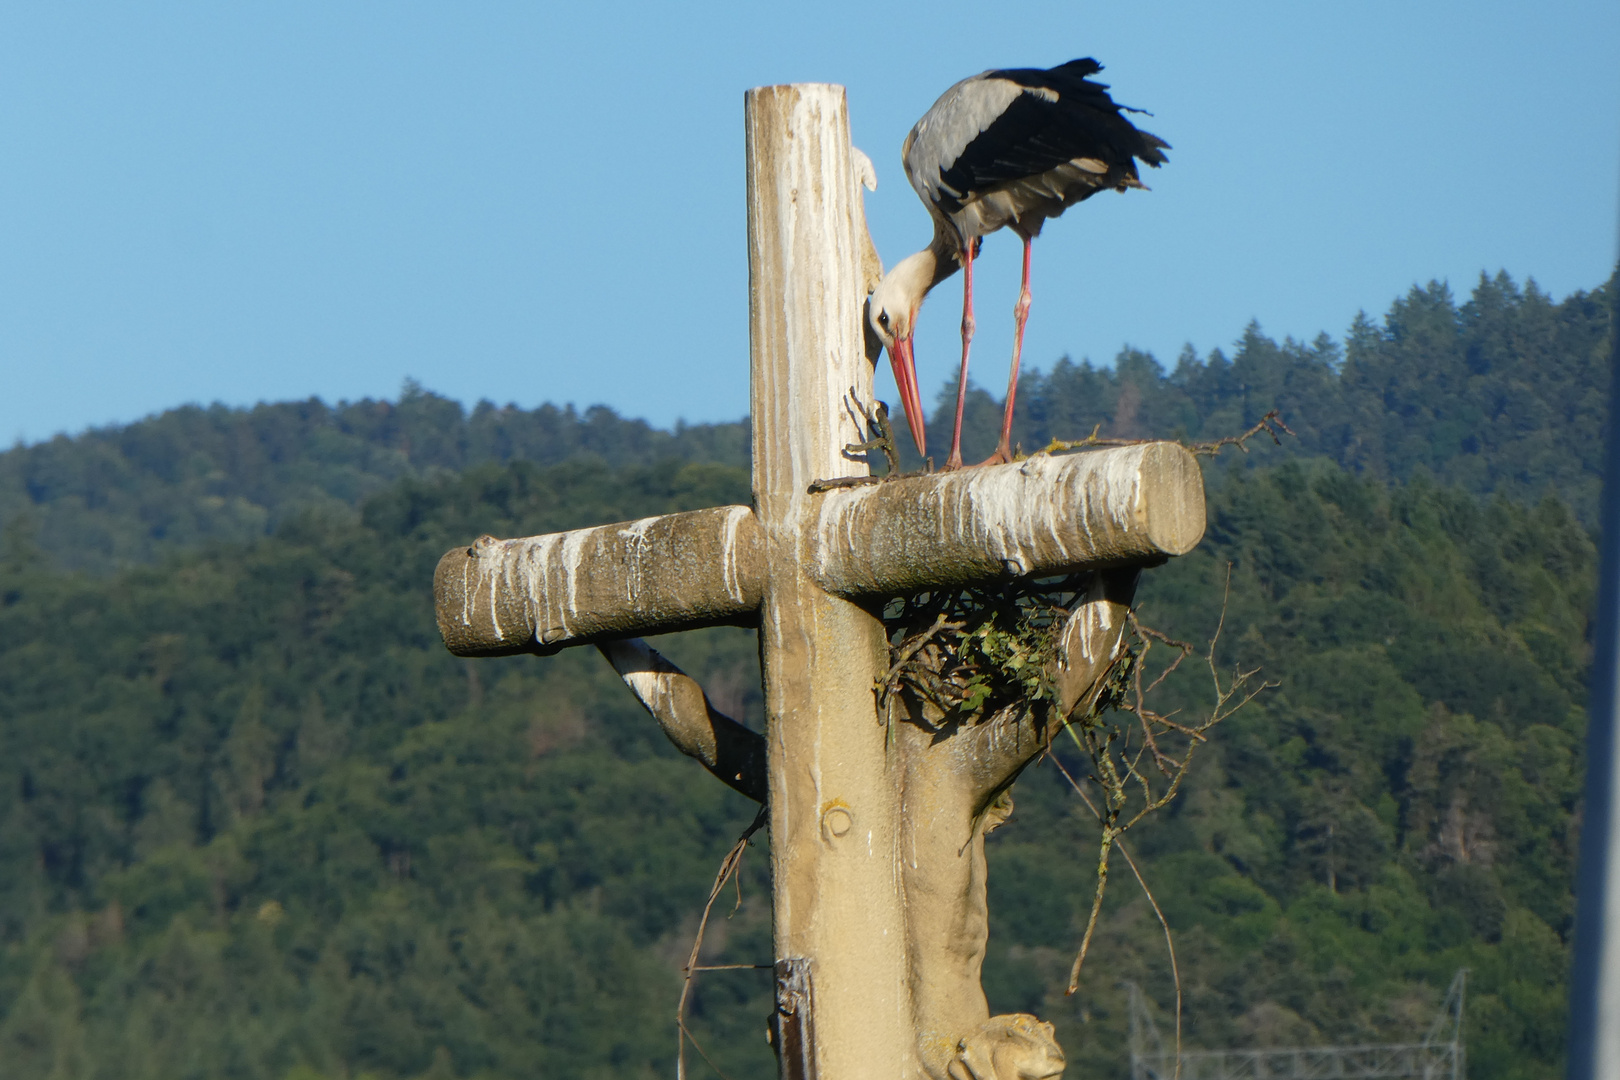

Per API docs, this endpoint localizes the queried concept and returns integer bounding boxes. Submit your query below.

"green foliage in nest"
[876,575,1093,728]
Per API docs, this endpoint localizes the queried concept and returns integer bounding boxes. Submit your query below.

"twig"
[677,1022,737,1080]
[1066,809,1114,994]
[690,964,774,972]
[876,613,966,708]
[1132,617,1196,698]
[1206,565,1236,702]
[1038,423,1135,455]
[1051,753,1182,1079]
[807,475,885,492]
[1037,410,1295,460]
[845,395,901,476]
[677,807,768,1080]
[808,393,916,491]
[1117,841,1182,1080]
[1185,411,1295,457]
[814,411,1295,490]
[1048,580,1273,998]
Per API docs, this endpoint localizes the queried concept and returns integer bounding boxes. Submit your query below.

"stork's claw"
[976,448,1012,468]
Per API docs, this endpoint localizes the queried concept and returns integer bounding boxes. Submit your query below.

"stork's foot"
[942,436,1017,470]
[973,438,1016,468]
[942,449,1014,471]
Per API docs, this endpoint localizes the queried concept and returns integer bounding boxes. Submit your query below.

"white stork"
[868,58,1168,468]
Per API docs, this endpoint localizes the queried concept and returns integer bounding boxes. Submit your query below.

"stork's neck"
[886,239,959,310]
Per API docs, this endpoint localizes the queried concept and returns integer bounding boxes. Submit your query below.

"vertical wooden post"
[746,84,915,1079]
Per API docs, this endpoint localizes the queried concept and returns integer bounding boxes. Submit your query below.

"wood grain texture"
[812,442,1205,598]
[746,83,916,1080]
[433,505,763,656]
[596,639,766,802]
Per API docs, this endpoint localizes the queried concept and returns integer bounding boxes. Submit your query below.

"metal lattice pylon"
[1129,971,1466,1080]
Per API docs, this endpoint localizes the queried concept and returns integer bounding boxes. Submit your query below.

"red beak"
[889,334,927,459]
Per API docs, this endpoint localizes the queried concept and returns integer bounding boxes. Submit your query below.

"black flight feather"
[932,57,1168,216]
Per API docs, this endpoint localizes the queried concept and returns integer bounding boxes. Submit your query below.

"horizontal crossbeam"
[434,505,763,656]
[433,443,1203,656]
[811,443,1204,598]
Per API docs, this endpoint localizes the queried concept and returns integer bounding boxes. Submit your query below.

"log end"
[1140,442,1207,557]
[432,507,767,658]
[433,542,540,658]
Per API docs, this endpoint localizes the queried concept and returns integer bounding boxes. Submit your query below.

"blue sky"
[2,1,1617,446]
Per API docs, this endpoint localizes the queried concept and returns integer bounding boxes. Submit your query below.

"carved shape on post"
[434,505,763,656]
[948,1015,1066,1080]
[812,443,1204,598]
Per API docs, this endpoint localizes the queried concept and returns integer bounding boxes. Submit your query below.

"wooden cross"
[433,84,1205,1080]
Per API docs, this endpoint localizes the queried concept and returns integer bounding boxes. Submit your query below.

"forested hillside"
[934,271,1612,522]
[0,268,1610,1080]
[0,386,749,573]
[1,271,1609,573]
[0,456,1592,1080]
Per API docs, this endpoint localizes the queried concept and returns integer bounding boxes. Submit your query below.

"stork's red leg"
[946,240,976,470]
[985,236,1033,465]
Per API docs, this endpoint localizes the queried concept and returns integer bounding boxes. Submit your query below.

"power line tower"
[1129,970,1466,1080]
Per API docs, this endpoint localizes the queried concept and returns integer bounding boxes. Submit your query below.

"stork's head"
[867,251,937,459]
[867,272,918,352]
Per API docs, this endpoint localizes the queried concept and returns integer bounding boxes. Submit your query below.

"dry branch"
[1038,410,1296,459]
[1051,752,1184,1080]
[1053,565,1276,995]
[677,808,768,1080]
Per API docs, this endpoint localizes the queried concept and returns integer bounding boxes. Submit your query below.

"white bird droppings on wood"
[811,443,1204,599]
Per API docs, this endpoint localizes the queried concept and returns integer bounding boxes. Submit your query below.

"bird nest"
[875,573,1132,734]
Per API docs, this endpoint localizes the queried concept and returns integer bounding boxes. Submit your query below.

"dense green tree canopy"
[919,271,1613,519]
[1,270,1609,574]
[0,268,1610,1078]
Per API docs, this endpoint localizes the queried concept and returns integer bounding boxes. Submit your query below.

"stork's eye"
[878,311,890,329]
